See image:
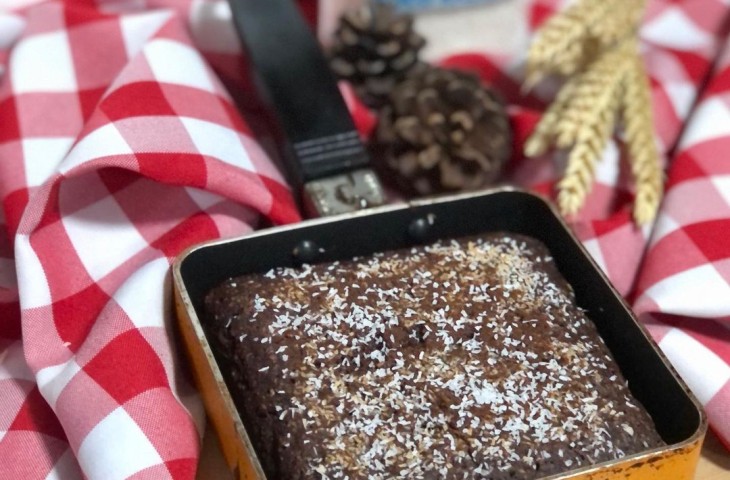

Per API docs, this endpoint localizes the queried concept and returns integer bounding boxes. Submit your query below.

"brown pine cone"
[329,2,426,109]
[373,66,511,196]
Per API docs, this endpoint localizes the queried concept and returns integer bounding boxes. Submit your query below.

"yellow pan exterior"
[557,435,704,480]
[175,286,264,480]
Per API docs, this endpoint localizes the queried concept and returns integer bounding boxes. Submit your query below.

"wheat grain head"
[621,52,663,225]
[524,77,581,158]
[589,0,646,47]
[556,45,632,216]
[527,0,626,82]
[554,42,631,150]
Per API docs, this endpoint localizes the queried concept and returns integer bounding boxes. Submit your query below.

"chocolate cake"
[205,233,663,479]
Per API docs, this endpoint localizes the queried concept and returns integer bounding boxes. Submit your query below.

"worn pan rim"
[172,186,707,479]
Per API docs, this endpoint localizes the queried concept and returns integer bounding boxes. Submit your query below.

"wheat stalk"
[556,46,632,216]
[554,41,632,149]
[524,0,660,224]
[621,51,663,224]
[589,0,646,46]
[556,96,622,216]
[525,1,595,86]
[524,77,580,157]
[526,0,625,87]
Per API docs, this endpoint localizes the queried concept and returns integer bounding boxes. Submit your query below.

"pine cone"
[329,2,426,108]
[373,66,511,196]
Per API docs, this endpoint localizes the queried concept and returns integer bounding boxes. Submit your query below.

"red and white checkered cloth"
[0,0,302,478]
[635,33,730,450]
[0,0,728,478]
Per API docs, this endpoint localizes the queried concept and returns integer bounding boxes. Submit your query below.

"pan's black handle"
[227,0,371,186]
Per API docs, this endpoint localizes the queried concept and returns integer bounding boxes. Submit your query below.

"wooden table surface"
[697,431,730,480]
[196,421,730,479]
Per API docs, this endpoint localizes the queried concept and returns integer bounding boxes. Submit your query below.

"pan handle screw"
[409,216,431,242]
[293,240,319,263]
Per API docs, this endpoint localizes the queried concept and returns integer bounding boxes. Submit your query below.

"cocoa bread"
[205,233,663,479]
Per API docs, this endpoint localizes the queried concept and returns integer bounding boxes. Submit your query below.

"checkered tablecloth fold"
[1,0,730,478]
[1,1,299,478]
[634,36,730,449]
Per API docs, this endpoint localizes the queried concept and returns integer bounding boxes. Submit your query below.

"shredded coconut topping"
[209,234,663,479]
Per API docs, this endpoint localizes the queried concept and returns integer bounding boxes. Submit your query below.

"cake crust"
[206,233,663,479]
